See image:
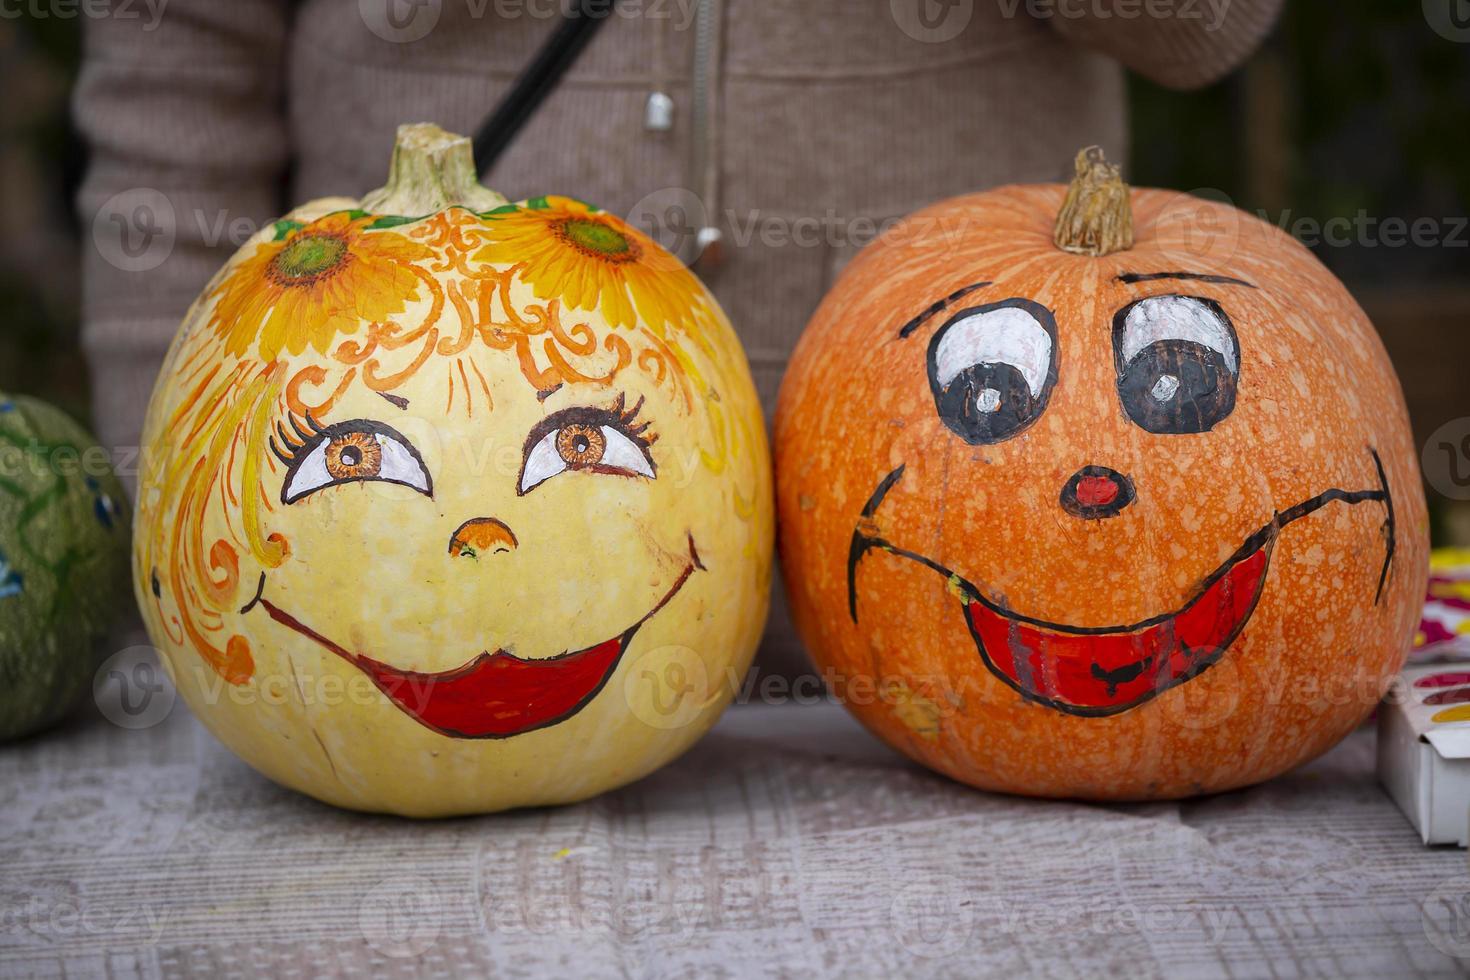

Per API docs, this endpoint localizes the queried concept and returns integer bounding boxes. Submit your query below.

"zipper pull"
[644,92,674,132]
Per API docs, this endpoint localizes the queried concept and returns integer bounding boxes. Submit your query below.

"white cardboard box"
[1377,662,1470,847]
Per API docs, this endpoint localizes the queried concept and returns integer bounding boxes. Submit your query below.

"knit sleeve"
[1046,0,1284,90]
[74,0,291,464]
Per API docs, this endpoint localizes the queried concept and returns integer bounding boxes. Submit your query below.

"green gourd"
[0,393,131,740]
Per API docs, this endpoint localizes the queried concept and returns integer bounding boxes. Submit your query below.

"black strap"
[473,0,617,178]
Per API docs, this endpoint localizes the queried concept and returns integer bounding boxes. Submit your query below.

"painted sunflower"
[473,196,707,334]
[207,211,435,361]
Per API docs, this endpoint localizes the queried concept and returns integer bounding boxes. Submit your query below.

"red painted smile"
[963,542,1270,715]
[848,456,1394,716]
[244,536,702,738]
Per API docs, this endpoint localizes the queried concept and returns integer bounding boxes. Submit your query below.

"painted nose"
[448,517,518,559]
[1059,465,1135,520]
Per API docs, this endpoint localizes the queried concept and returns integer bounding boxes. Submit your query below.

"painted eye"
[1113,294,1239,434]
[927,297,1058,444]
[556,423,606,468]
[281,420,432,504]
[519,405,656,494]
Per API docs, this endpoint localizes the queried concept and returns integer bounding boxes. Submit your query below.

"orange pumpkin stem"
[360,123,509,216]
[1052,146,1134,257]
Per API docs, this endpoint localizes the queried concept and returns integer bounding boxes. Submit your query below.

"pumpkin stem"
[1052,146,1134,257]
[360,123,509,216]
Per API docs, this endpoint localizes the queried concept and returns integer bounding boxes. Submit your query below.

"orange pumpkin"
[775,149,1429,800]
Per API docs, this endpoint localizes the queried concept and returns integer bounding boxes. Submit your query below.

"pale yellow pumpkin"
[134,125,772,816]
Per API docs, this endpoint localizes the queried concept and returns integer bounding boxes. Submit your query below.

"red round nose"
[1060,465,1135,520]
[1075,474,1119,508]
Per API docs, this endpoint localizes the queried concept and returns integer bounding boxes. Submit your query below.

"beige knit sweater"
[76,0,1280,673]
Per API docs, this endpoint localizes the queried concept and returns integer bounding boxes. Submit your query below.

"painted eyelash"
[269,411,325,466]
[608,392,657,449]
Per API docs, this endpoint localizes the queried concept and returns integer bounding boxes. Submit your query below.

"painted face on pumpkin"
[848,269,1395,717]
[239,380,705,740]
[137,199,769,764]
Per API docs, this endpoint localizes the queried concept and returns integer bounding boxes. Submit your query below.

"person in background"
[76,0,1283,677]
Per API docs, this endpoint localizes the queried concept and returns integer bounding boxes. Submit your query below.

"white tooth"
[976,388,1001,413]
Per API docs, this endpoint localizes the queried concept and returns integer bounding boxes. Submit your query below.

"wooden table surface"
[3,689,1468,979]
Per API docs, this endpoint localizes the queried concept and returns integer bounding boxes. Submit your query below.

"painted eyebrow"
[1116,271,1257,289]
[377,391,410,410]
[897,281,992,339]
